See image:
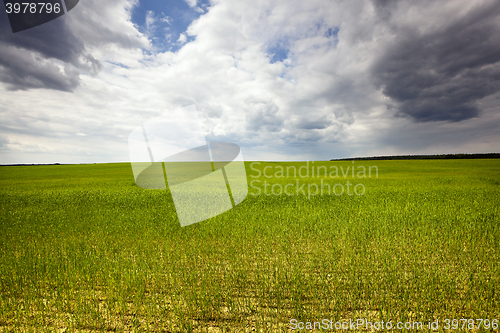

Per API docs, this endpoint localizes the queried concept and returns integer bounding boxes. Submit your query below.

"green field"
[0,160,499,332]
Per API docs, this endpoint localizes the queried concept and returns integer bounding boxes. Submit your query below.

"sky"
[0,0,499,164]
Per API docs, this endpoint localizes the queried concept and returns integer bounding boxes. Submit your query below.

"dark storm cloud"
[0,2,102,92]
[0,0,147,92]
[0,46,81,91]
[373,0,500,122]
[296,116,331,130]
[372,0,398,21]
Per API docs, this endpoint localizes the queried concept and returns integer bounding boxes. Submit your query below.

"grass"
[0,160,499,332]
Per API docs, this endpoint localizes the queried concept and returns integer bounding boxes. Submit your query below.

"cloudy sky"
[0,0,499,163]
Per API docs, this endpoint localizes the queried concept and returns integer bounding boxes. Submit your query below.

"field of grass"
[0,160,499,332]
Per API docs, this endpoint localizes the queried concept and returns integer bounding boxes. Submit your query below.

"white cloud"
[177,33,187,44]
[1,0,499,164]
[145,10,156,31]
[185,0,197,9]
[64,0,150,67]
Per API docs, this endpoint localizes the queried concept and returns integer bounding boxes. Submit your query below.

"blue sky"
[130,0,211,53]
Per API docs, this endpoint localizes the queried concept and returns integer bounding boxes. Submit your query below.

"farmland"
[0,160,499,331]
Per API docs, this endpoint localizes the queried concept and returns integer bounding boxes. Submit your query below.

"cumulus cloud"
[175,0,385,152]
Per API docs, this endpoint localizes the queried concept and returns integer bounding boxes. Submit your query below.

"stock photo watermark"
[128,104,248,227]
[128,106,379,226]
[4,0,80,33]
[289,318,499,331]
[249,161,378,199]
